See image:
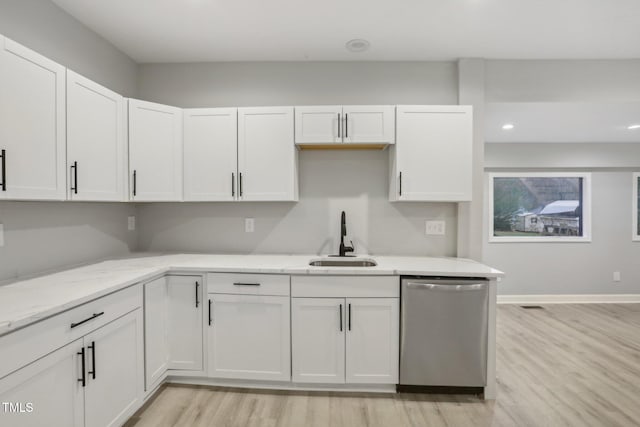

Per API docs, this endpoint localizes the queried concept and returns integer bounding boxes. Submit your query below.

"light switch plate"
[0,223,4,247]
[245,218,255,233]
[613,271,621,282]
[128,216,136,231]
[425,220,446,236]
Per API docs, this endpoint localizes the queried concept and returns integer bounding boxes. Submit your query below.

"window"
[489,172,591,243]
[634,173,640,242]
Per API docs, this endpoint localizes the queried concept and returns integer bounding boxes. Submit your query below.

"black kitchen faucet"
[339,211,355,257]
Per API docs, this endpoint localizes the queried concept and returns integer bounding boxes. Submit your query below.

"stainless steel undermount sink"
[309,258,377,267]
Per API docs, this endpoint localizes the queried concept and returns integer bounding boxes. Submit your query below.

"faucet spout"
[339,211,355,257]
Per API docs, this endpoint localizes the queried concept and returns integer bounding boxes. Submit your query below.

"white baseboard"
[498,294,640,304]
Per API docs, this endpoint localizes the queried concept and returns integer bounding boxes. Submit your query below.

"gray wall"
[484,60,640,296]
[137,61,457,107]
[0,0,138,96]
[0,0,139,283]
[484,146,640,295]
[138,150,457,256]
[136,61,459,257]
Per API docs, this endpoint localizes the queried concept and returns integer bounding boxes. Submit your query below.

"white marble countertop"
[0,253,503,336]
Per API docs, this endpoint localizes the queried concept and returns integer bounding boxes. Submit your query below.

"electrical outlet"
[613,271,621,282]
[128,216,136,231]
[425,220,446,236]
[0,223,4,247]
[245,218,255,233]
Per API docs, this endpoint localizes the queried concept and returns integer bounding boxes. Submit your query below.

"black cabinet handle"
[399,172,402,196]
[77,347,86,387]
[232,172,235,197]
[0,149,6,191]
[348,303,351,331]
[195,281,200,308]
[233,282,260,286]
[132,170,137,197]
[339,304,343,332]
[88,341,96,380]
[70,161,78,194]
[337,113,341,138]
[208,299,212,326]
[70,312,104,329]
[239,172,243,197]
[345,114,348,138]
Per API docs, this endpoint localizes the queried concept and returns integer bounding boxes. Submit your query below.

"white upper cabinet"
[342,105,395,144]
[294,105,395,145]
[238,107,298,201]
[67,70,126,201]
[390,105,473,202]
[183,108,238,201]
[128,99,183,201]
[295,106,342,144]
[0,36,66,200]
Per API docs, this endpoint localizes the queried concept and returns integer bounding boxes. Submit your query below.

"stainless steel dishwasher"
[399,277,489,389]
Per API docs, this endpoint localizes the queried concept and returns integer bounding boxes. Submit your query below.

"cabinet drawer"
[291,276,399,298]
[0,284,142,380]
[207,273,290,296]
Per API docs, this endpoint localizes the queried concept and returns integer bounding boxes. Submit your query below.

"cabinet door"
[83,310,143,427]
[345,298,399,384]
[143,277,168,391]
[128,99,183,201]
[294,106,342,144]
[208,294,290,381]
[291,298,345,384]
[0,36,66,200]
[167,275,203,371]
[237,107,297,201]
[0,340,84,427]
[184,108,238,201]
[67,70,125,201]
[392,105,472,201]
[342,105,395,144]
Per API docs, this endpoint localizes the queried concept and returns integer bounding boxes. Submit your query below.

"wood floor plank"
[128,304,640,427]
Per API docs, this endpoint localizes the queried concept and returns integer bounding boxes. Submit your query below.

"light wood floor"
[126,304,640,427]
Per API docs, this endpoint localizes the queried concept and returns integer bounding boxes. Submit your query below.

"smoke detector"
[345,39,370,53]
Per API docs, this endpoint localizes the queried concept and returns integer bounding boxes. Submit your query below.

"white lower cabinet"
[83,310,144,427]
[167,275,204,371]
[0,340,84,427]
[345,298,399,384]
[291,298,345,384]
[208,294,290,381]
[0,308,143,427]
[291,276,400,385]
[143,276,169,391]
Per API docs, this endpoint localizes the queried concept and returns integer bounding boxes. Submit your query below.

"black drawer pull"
[195,281,200,308]
[88,341,96,380]
[233,282,260,286]
[208,299,212,326]
[70,312,104,329]
[77,347,86,387]
[1,149,6,191]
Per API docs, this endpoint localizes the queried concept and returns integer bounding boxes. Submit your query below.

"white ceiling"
[51,0,640,63]
[485,103,640,143]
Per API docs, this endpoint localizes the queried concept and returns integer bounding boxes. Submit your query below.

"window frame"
[488,172,592,243]
[633,173,639,242]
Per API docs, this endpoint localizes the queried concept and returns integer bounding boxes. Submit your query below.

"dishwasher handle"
[405,282,486,291]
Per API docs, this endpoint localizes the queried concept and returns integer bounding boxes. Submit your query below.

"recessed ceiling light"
[345,39,370,53]
[502,123,515,130]
[628,124,640,130]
